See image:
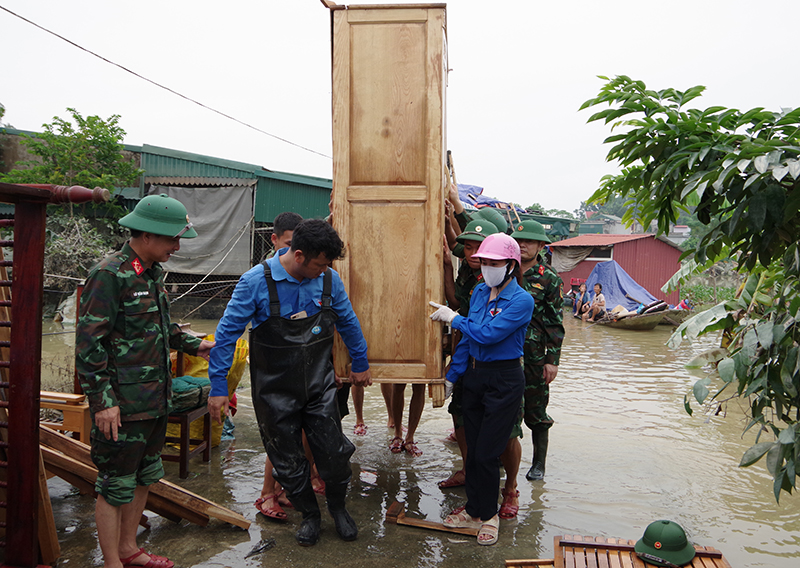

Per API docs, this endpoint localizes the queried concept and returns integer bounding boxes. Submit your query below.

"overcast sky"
[3,0,799,214]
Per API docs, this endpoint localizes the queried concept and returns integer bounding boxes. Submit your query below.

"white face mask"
[481,264,508,288]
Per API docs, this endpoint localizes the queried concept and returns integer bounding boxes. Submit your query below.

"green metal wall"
[254,176,331,222]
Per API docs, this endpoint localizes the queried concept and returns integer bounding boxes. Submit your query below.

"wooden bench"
[162,404,211,479]
[40,390,92,444]
[506,535,732,568]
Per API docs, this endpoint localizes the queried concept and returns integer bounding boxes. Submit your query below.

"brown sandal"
[403,441,423,457]
[389,436,404,453]
[120,548,174,568]
[498,488,519,519]
[254,493,287,521]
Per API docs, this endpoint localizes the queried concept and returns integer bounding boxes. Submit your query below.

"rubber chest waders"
[249,264,354,510]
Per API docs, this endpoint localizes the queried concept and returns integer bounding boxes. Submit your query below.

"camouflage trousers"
[90,414,167,506]
[523,341,554,432]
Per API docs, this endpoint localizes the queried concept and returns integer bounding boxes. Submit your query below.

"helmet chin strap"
[498,261,514,288]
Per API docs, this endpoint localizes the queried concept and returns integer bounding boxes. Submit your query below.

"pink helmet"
[472,233,521,265]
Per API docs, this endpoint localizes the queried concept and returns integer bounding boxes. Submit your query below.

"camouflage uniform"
[520,256,564,432]
[76,241,202,505]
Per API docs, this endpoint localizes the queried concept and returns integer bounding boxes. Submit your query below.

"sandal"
[310,473,326,495]
[438,470,465,488]
[443,508,482,529]
[353,422,368,436]
[498,488,519,519]
[120,548,174,568]
[389,436,404,453]
[403,441,423,457]
[254,493,287,521]
[477,515,499,546]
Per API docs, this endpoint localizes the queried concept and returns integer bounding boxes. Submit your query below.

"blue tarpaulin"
[585,260,659,312]
[457,184,526,213]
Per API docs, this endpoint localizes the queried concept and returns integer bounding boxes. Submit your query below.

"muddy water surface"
[42,315,800,567]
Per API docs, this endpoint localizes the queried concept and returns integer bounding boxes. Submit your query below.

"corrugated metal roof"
[550,234,652,246]
[145,177,257,187]
[550,233,682,250]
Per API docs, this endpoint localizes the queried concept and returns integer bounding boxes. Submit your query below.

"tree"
[1,108,141,290]
[526,202,577,219]
[582,75,800,501]
[0,107,141,189]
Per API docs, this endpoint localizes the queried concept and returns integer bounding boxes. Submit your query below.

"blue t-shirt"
[208,248,369,396]
[446,279,534,383]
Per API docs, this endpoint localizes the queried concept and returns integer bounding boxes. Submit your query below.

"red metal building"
[549,234,682,305]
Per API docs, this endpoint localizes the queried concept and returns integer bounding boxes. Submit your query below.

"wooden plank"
[347,7,429,23]
[385,501,478,537]
[37,448,61,565]
[346,186,429,202]
[554,536,565,568]
[505,561,556,568]
[557,539,723,558]
[42,461,96,495]
[40,427,250,530]
[146,491,208,527]
[40,391,86,405]
[595,536,610,568]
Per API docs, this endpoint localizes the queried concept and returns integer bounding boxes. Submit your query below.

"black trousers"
[462,359,525,521]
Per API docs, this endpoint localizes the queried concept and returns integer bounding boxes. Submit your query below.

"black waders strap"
[262,263,281,317]
[262,262,333,314]
[322,269,332,308]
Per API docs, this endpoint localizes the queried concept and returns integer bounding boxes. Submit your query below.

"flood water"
[39,315,800,567]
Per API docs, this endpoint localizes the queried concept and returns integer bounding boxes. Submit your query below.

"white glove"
[429,301,457,324]
[445,380,455,399]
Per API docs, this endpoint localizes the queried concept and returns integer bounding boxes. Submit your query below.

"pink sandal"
[353,422,368,436]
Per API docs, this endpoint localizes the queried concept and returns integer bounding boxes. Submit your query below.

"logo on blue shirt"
[311,325,322,335]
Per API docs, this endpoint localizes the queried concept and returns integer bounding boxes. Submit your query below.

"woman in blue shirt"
[430,233,534,545]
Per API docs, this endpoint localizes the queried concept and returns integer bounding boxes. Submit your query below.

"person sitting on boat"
[582,283,606,322]
[572,282,588,318]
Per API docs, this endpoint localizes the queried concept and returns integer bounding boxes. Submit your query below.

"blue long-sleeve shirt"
[446,279,534,383]
[208,249,369,396]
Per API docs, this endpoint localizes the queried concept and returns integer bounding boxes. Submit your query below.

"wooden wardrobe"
[327,3,448,403]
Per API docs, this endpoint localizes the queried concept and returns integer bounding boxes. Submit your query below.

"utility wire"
[0,4,332,160]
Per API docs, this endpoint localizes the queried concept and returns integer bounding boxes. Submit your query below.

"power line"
[0,4,332,160]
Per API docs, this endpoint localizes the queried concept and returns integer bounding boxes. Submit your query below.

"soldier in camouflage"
[76,193,214,568]
[512,220,564,481]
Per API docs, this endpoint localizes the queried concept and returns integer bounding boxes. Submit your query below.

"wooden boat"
[593,311,666,331]
[507,534,732,568]
[659,308,693,326]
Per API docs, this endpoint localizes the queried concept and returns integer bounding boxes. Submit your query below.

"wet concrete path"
[45,316,800,567]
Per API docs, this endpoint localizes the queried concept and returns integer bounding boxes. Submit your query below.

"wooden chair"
[162,404,211,479]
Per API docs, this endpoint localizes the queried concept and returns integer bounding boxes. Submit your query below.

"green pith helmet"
[474,207,508,234]
[512,220,551,243]
[119,193,198,238]
[457,219,499,243]
[634,520,696,567]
